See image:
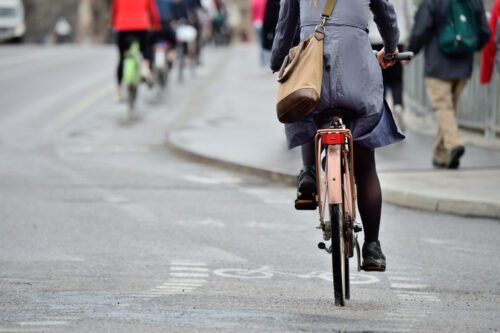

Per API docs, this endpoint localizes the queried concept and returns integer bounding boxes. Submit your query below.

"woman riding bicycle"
[111,0,161,99]
[270,0,404,271]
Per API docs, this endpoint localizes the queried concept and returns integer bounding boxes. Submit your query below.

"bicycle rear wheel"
[330,203,347,306]
[127,85,137,119]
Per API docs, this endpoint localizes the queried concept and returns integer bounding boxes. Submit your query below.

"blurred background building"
[18,0,250,44]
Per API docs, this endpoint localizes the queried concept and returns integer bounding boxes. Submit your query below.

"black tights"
[116,30,151,85]
[301,140,382,242]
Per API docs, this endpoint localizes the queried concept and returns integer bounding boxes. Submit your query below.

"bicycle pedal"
[360,265,386,272]
[295,198,317,210]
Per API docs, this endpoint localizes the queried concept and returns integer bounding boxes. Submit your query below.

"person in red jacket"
[480,0,500,84]
[111,0,161,98]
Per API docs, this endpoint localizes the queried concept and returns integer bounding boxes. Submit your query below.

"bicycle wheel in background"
[126,85,137,119]
[123,41,141,119]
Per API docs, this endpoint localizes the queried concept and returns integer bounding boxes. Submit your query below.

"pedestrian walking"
[408,0,490,169]
[261,0,280,54]
[54,17,72,44]
[251,0,268,71]
[480,0,500,84]
[271,0,405,271]
[368,0,413,131]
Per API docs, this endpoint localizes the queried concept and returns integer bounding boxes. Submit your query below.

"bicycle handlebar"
[383,52,414,61]
[372,50,414,61]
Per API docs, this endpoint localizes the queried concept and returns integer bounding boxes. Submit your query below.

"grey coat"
[408,0,490,79]
[271,0,405,150]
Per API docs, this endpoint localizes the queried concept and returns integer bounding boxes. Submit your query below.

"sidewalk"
[167,44,500,220]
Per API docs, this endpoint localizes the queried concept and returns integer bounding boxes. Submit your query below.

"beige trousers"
[425,77,467,163]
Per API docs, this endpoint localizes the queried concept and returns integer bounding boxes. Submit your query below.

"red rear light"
[321,133,346,145]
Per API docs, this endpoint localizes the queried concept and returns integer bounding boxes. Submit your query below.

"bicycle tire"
[330,203,346,306]
[345,257,350,300]
[127,85,137,119]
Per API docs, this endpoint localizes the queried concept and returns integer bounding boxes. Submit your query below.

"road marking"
[182,174,241,185]
[158,280,205,288]
[386,313,427,318]
[0,329,44,332]
[171,261,207,266]
[397,293,440,302]
[157,283,204,288]
[18,321,68,326]
[170,272,209,278]
[128,261,209,300]
[46,82,113,133]
[168,278,208,284]
[213,267,380,284]
[0,320,72,332]
[61,145,151,155]
[391,283,428,289]
[170,267,209,272]
[106,196,130,204]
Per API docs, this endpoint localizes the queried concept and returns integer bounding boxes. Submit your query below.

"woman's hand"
[377,47,398,69]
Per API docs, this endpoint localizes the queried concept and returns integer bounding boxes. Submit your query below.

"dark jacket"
[408,0,490,80]
[262,0,280,50]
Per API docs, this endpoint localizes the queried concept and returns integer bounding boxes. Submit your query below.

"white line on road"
[170,273,209,278]
[390,283,428,289]
[170,267,209,272]
[157,286,201,291]
[397,294,440,302]
[171,261,208,266]
[0,329,44,332]
[182,174,242,185]
[125,261,209,301]
[168,278,208,284]
[159,282,205,287]
[18,321,68,326]
[46,82,114,133]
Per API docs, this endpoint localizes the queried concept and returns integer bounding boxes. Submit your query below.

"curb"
[380,182,500,220]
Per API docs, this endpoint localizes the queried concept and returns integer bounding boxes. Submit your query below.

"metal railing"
[403,54,500,138]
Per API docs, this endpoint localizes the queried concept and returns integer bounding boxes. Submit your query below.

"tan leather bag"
[276,0,337,124]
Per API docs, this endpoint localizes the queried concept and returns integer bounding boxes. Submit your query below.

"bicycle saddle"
[314,107,355,128]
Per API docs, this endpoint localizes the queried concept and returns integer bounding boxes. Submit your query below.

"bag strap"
[320,0,338,26]
[315,0,337,38]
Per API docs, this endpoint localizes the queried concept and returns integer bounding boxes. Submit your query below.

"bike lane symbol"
[213,266,380,285]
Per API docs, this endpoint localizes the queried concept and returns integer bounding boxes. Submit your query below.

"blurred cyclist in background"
[154,0,177,68]
[111,0,161,99]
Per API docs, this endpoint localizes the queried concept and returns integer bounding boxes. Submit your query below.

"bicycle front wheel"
[330,203,347,306]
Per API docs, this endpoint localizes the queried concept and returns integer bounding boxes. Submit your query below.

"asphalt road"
[0,45,499,333]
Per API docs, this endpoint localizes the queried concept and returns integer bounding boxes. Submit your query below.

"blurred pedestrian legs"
[251,0,269,72]
[425,78,466,166]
